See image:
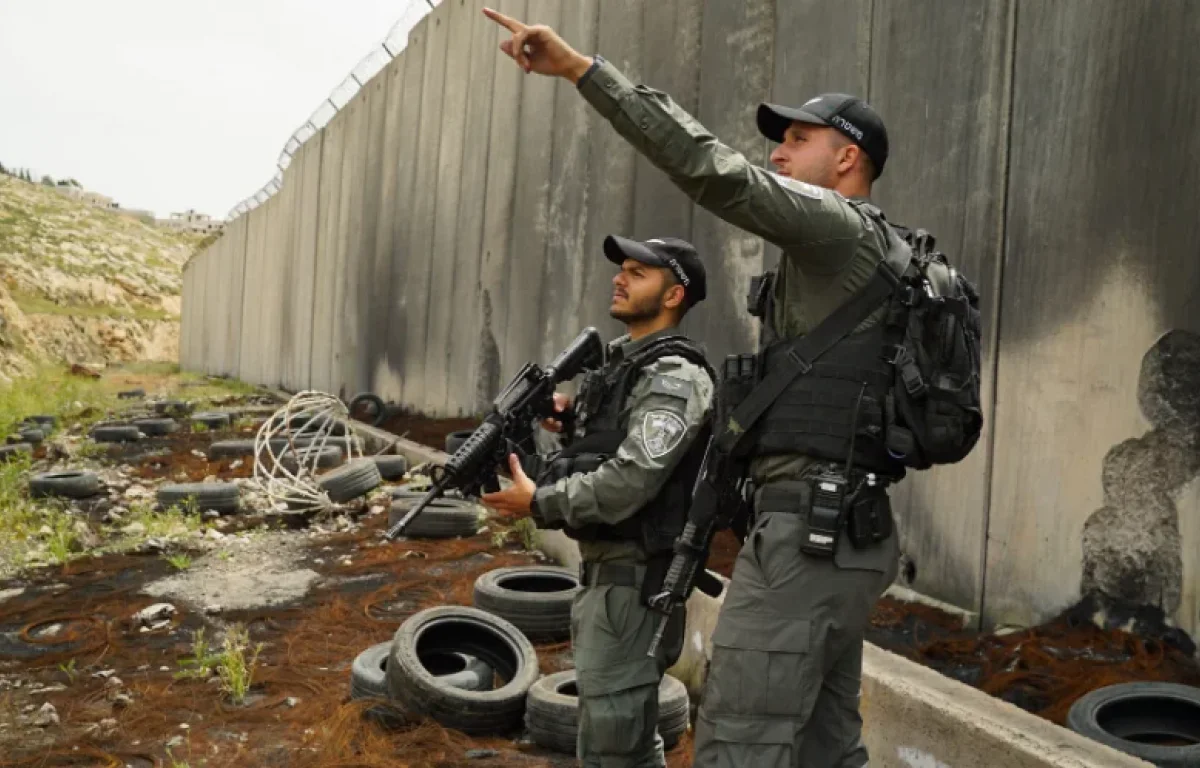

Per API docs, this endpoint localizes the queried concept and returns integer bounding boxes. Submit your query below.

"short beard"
[609,291,665,324]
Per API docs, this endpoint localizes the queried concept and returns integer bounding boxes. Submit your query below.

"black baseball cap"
[603,234,707,307]
[756,93,889,179]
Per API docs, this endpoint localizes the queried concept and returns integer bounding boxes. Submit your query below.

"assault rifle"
[384,327,603,541]
[645,437,749,657]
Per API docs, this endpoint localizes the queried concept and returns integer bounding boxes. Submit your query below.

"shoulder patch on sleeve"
[770,172,825,200]
[642,410,687,459]
[649,374,692,400]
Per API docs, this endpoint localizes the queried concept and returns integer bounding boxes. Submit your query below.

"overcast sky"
[0,1,434,220]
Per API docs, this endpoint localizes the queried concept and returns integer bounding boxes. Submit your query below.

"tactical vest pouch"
[747,271,775,319]
[882,229,984,469]
[846,480,892,549]
[715,353,758,454]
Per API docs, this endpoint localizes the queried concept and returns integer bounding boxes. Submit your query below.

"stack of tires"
[352,564,693,753]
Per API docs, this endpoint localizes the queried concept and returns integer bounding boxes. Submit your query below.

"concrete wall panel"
[236,205,265,382]
[265,167,293,389]
[447,0,505,414]
[400,4,451,412]
[425,0,479,415]
[223,214,249,378]
[630,0,702,242]
[383,19,430,407]
[500,0,563,390]
[867,0,1015,616]
[330,90,371,399]
[473,0,527,410]
[311,117,346,394]
[368,56,408,402]
[574,0,643,346]
[683,0,774,363]
[282,132,323,390]
[985,0,1200,631]
[536,0,599,370]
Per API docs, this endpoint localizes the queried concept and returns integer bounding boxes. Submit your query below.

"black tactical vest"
[744,205,909,479]
[537,335,715,555]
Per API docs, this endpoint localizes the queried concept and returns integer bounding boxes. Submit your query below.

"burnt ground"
[1,393,1197,767]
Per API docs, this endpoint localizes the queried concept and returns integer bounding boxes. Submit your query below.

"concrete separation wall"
[182,0,1199,638]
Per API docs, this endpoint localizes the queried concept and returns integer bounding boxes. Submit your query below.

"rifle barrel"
[384,479,447,540]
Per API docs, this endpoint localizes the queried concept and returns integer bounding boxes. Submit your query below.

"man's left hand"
[481,453,536,519]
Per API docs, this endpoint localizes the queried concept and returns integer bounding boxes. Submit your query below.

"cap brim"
[756,103,829,142]
[603,234,665,268]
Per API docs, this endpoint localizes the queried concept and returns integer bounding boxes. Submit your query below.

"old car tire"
[472,566,580,642]
[26,415,56,429]
[92,425,141,443]
[444,429,475,456]
[388,499,480,539]
[153,400,192,417]
[29,470,102,499]
[372,454,408,480]
[318,459,382,503]
[157,482,240,515]
[278,445,343,472]
[133,417,178,437]
[348,392,387,427]
[525,670,690,754]
[117,388,145,400]
[0,443,32,461]
[16,428,44,445]
[386,606,538,735]
[1066,682,1200,767]
[191,412,232,430]
[351,642,496,728]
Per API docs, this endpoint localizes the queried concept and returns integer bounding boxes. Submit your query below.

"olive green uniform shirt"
[532,328,715,563]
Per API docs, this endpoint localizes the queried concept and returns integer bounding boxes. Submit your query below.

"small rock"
[312,558,324,565]
[33,702,59,727]
[166,735,184,748]
[136,664,150,672]
[124,485,151,500]
[37,525,53,536]
[92,669,116,679]
[204,604,222,615]
[141,538,165,553]
[179,722,190,730]
[73,520,101,549]
[230,459,244,470]
[159,666,170,672]
[30,684,67,695]
[285,696,299,708]
[97,717,118,734]
[202,474,218,484]
[149,620,171,632]
[111,693,133,707]
[104,677,124,690]
[190,449,207,459]
[134,603,176,626]
[203,509,221,520]
[0,587,26,603]
[121,522,146,536]
[368,505,384,517]
[339,557,352,567]
[465,749,499,760]
[206,529,225,541]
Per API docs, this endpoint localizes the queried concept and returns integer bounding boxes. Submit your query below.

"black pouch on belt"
[846,481,893,549]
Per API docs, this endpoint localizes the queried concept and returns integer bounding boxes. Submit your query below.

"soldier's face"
[610,260,674,322]
[770,122,841,188]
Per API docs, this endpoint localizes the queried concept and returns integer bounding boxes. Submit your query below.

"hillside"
[0,175,205,381]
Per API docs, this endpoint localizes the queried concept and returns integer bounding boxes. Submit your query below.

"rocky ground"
[0,175,204,381]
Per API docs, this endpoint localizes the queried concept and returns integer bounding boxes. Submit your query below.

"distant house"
[156,209,225,236]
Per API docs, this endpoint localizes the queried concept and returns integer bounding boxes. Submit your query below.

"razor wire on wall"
[225,0,441,222]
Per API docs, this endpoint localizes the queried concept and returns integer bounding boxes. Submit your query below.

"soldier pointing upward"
[484,7,909,767]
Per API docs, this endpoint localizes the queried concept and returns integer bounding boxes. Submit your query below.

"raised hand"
[482,7,593,82]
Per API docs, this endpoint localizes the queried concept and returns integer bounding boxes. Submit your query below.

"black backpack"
[718,204,984,472]
[879,221,984,469]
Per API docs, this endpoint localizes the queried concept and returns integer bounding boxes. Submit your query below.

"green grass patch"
[0,363,118,437]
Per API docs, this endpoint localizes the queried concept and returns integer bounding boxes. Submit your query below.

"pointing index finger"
[482,7,523,33]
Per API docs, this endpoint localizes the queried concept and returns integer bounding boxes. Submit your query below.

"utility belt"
[578,555,671,605]
[753,466,894,558]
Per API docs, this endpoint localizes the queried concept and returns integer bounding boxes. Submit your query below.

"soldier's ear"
[662,282,686,311]
[835,141,861,176]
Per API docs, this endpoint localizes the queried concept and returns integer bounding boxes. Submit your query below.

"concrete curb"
[344,425,1154,768]
[862,642,1152,767]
